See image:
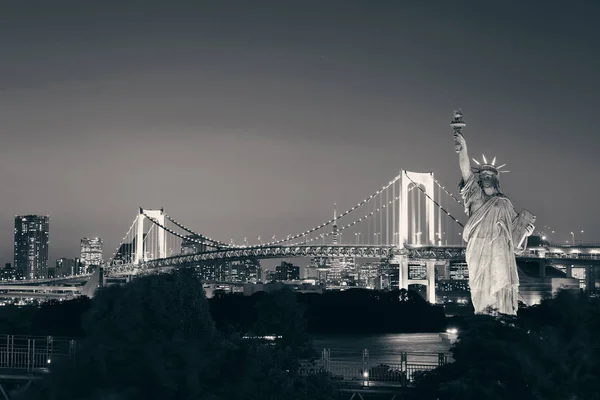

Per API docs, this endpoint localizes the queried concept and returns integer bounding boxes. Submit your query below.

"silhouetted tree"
[33,297,92,336]
[0,297,91,337]
[21,269,337,400]
[251,289,310,350]
[414,290,600,400]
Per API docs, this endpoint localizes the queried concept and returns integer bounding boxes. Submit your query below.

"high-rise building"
[14,215,49,279]
[52,258,81,278]
[274,261,300,281]
[80,237,103,272]
[229,258,261,283]
[449,261,469,280]
[328,204,342,283]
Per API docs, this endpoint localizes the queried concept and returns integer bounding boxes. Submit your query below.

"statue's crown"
[471,154,509,175]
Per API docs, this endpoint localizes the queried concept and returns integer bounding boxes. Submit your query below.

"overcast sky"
[0,0,599,264]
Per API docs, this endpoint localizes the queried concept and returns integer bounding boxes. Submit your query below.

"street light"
[581,230,584,245]
[571,232,575,246]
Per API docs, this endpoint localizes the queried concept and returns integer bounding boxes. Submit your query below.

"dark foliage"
[210,288,446,335]
[414,290,600,400]
[0,297,91,337]
[19,270,337,400]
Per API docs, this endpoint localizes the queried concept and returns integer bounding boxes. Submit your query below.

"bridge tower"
[134,208,166,264]
[393,170,437,303]
[398,170,435,247]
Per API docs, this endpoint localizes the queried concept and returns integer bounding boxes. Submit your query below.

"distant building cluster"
[0,211,596,311]
[190,258,261,283]
[3,214,103,281]
[266,261,300,282]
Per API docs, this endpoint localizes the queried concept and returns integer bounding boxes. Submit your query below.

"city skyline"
[1,0,599,263]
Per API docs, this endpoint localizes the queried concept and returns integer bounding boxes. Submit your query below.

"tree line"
[1,272,598,399]
[0,287,447,337]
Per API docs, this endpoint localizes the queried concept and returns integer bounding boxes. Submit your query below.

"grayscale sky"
[0,0,599,264]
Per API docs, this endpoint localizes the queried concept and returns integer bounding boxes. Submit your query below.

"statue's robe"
[460,174,520,315]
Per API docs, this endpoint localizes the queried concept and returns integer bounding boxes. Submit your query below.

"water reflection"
[312,333,452,364]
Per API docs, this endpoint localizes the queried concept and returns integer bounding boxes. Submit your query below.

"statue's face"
[479,171,498,190]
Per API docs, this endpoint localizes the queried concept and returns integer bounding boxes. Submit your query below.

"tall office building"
[14,215,50,279]
[327,204,342,283]
[80,237,103,272]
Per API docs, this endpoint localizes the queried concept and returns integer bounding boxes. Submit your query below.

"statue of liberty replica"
[452,110,535,316]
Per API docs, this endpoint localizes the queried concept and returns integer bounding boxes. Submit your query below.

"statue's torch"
[451,110,466,153]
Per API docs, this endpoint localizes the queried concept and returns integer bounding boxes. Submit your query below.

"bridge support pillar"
[134,208,166,265]
[539,260,546,278]
[426,261,436,304]
[393,255,409,290]
[586,265,595,293]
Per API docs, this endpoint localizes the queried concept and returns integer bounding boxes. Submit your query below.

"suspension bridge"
[2,169,599,300]
[98,170,468,301]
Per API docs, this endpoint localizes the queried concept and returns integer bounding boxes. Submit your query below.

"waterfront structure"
[80,237,103,272]
[14,215,50,279]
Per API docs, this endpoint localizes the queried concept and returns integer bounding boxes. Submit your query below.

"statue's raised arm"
[451,110,472,182]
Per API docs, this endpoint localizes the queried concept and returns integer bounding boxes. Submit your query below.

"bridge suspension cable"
[125,172,465,263]
[432,177,463,206]
[290,185,414,246]
[261,174,402,247]
[108,215,139,264]
[140,211,229,250]
[164,214,230,247]
[403,171,464,228]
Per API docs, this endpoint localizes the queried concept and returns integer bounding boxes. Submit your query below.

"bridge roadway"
[108,244,439,275]
[106,244,600,276]
[2,244,600,285]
